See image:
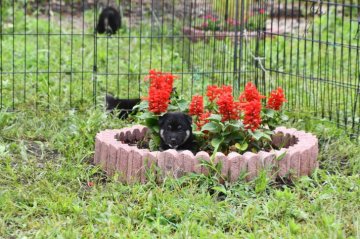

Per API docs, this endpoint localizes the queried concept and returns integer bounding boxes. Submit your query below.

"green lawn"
[0,4,360,238]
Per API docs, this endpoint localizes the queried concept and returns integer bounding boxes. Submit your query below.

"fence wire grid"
[0,0,359,137]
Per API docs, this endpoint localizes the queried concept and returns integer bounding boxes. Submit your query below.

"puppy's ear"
[185,114,192,125]
[158,114,167,126]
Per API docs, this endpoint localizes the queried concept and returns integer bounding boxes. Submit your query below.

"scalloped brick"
[227,152,246,182]
[275,149,291,177]
[195,152,210,175]
[180,150,194,174]
[99,142,109,171]
[125,130,135,142]
[243,152,259,181]
[172,151,184,178]
[257,151,277,178]
[141,151,158,183]
[214,152,229,180]
[299,147,310,176]
[158,150,178,179]
[116,145,131,183]
[288,146,301,178]
[106,144,118,176]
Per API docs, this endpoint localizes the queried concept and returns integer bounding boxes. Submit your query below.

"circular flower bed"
[94,125,318,184]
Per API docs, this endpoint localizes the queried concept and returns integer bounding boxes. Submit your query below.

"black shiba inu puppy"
[105,94,140,119]
[159,112,195,151]
[96,6,121,35]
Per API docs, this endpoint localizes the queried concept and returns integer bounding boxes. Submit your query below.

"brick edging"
[94,125,319,184]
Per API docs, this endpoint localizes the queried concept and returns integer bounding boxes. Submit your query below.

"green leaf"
[177,99,189,112]
[211,186,227,195]
[235,142,248,151]
[264,108,276,118]
[167,104,179,111]
[202,122,222,133]
[137,111,153,120]
[275,151,287,161]
[251,130,272,141]
[280,113,289,122]
[149,134,161,151]
[133,100,148,111]
[207,114,222,122]
[211,137,223,149]
[227,121,244,128]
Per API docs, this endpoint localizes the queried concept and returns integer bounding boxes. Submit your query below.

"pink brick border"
[94,125,319,184]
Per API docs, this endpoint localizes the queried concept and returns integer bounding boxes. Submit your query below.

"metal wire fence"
[0,0,359,137]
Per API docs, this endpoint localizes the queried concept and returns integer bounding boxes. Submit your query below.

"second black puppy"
[96,6,121,35]
[159,112,195,151]
[106,94,140,119]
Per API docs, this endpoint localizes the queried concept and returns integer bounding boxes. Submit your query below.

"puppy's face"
[159,112,192,149]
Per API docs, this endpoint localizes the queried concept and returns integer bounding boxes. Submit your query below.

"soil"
[119,131,297,155]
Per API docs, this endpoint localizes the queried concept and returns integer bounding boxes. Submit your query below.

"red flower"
[145,69,176,114]
[221,85,233,94]
[259,9,266,14]
[206,85,233,103]
[217,88,241,122]
[189,95,204,117]
[266,87,287,110]
[206,85,221,102]
[239,82,265,103]
[202,22,209,28]
[241,100,262,131]
[196,111,211,130]
[238,82,264,131]
[87,181,94,187]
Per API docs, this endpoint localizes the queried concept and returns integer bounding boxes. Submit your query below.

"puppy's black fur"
[106,94,140,119]
[159,112,195,152]
[96,7,121,35]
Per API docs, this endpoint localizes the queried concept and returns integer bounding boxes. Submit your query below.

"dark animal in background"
[159,112,195,152]
[105,94,140,119]
[96,6,121,35]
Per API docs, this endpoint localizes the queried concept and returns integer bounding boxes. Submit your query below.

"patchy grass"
[0,108,359,238]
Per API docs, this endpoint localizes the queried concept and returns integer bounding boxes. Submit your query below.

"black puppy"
[96,6,121,35]
[105,94,140,119]
[159,112,195,151]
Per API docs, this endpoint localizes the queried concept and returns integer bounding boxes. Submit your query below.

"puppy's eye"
[168,125,172,130]
[177,125,182,130]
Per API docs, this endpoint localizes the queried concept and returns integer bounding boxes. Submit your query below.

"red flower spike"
[217,89,241,122]
[239,82,265,103]
[259,9,266,14]
[189,95,204,117]
[266,87,287,110]
[145,69,176,114]
[206,85,222,102]
[221,85,233,95]
[241,100,262,131]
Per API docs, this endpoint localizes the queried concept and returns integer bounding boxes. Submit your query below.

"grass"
[0,3,360,238]
[0,107,359,238]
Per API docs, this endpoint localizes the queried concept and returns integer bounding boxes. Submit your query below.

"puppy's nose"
[170,138,177,144]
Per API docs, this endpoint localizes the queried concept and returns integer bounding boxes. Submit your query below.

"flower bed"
[182,12,267,43]
[94,125,318,184]
[182,26,261,43]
